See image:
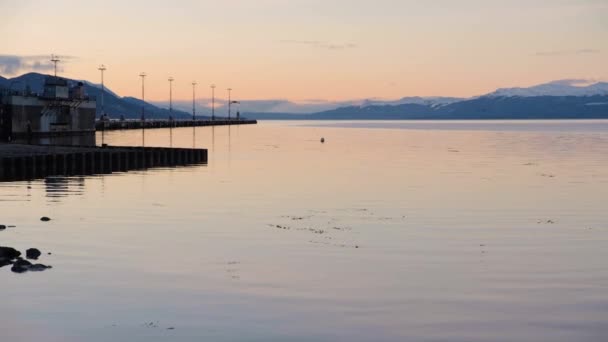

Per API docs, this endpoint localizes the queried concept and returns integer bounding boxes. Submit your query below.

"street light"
[139,72,146,147]
[211,84,216,121]
[167,77,175,146]
[139,72,147,122]
[227,88,232,120]
[98,65,107,146]
[98,65,106,120]
[168,77,174,119]
[192,81,197,122]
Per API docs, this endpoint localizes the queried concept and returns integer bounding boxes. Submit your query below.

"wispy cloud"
[535,49,600,57]
[0,54,75,75]
[280,40,357,50]
[547,78,598,86]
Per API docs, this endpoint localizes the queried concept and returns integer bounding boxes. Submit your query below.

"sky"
[0,0,607,102]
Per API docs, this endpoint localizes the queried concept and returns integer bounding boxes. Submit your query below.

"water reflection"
[2,121,607,341]
[44,176,85,199]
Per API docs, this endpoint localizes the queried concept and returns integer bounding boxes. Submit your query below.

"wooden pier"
[96,119,257,131]
[0,143,207,182]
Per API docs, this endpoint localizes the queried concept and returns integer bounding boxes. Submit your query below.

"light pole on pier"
[139,72,147,122]
[98,65,107,146]
[211,84,216,121]
[139,72,147,147]
[227,88,232,120]
[168,77,174,118]
[168,77,175,146]
[192,81,197,122]
[98,65,106,119]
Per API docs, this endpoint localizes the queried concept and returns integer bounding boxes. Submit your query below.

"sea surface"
[1,120,607,341]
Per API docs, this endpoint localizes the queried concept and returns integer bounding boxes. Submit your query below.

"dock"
[96,119,257,131]
[0,143,207,182]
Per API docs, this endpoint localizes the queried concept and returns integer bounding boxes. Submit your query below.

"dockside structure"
[0,76,96,141]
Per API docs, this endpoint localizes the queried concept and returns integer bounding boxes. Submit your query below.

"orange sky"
[1,0,606,101]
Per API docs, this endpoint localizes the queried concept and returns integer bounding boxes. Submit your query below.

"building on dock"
[0,76,96,141]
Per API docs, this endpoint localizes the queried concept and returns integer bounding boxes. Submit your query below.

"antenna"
[50,54,61,77]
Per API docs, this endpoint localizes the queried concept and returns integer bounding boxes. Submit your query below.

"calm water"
[1,120,607,341]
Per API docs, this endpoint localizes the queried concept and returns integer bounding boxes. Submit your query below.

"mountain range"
[247,80,608,120]
[1,73,607,120]
[0,73,198,120]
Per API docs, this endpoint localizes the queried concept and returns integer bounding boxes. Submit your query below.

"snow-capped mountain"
[485,80,608,98]
[358,96,463,108]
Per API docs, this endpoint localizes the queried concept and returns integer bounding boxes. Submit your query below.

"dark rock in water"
[11,264,28,273]
[0,246,21,260]
[26,248,42,260]
[0,259,14,268]
[0,225,6,231]
[14,258,32,266]
[40,217,51,222]
[11,258,32,273]
[10,258,51,273]
[29,264,52,272]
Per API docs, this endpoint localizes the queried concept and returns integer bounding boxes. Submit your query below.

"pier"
[0,143,207,182]
[96,119,257,131]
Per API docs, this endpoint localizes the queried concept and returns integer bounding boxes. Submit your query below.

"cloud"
[0,54,75,75]
[280,40,357,50]
[535,49,600,57]
[547,78,598,86]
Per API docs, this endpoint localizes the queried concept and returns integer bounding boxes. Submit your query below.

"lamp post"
[98,65,106,120]
[211,84,216,121]
[98,65,107,146]
[192,81,197,123]
[168,77,174,146]
[168,77,174,119]
[227,88,232,120]
[139,72,146,147]
[139,72,147,122]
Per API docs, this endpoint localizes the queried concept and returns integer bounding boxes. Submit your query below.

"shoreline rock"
[26,248,42,260]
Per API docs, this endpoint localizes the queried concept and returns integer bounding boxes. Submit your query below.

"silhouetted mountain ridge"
[0,73,195,119]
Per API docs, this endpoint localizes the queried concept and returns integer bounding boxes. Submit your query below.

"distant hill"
[0,73,196,119]
[297,95,608,120]
[245,80,608,120]
[486,81,608,98]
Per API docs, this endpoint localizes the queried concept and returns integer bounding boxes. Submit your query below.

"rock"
[11,264,28,273]
[0,246,21,260]
[40,217,51,222]
[28,264,52,272]
[11,258,32,273]
[26,248,42,260]
[9,258,51,273]
[0,259,14,268]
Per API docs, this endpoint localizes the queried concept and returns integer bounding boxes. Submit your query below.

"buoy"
[320,137,325,143]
